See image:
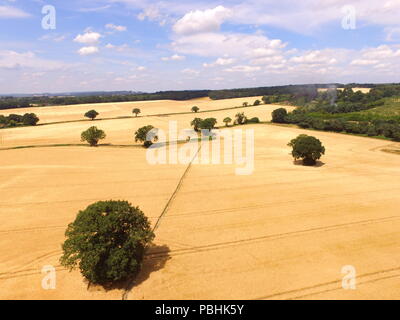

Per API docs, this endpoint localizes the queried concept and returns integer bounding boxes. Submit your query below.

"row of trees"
[190,113,260,131]
[2,83,397,111]
[272,108,400,141]
[0,113,39,128]
[84,108,142,121]
[81,125,158,147]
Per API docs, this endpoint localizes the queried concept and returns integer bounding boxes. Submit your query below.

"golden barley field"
[0,96,399,299]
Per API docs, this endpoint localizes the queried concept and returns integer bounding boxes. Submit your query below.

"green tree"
[235,112,247,125]
[132,108,141,117]
[22,113,39,126]
[366,125,378,137]
[393,130,400,142]
[81,126,106,146]
[191,118,203,132]
[223,117,232,127]
[199,118,217,131]
[248,117,260,123]
[60,200,154,284]
[262,96,272,104]
[191,106,199,113]
[135,125,158,148]
[85,110,99,120]
[288,134,325,166]
[253,100,261,106]
[271,108,288,123]
[242,102,249,107]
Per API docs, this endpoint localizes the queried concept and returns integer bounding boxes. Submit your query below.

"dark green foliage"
[223,117,232,127]
[253,100,261,106]
[135,125,158,147]
[393,131,400,142]
[271,108,288,123]
[209,84,321,101]
[367,125,378,137]
[191,106,199,113]
[235,112,247,125]
[0,112,40,128]
[325,119,344,132]
[248,117,260,123]
[191,118,203,132]
[288,134,325,166]
[81,126,106,146]
[199,118,217,131]
[132,108,141,117]
[22,113,40,126]
[84,110,99,120]
[60,200,154,284]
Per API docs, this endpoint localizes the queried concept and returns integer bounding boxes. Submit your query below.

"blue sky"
[0,0,399,94]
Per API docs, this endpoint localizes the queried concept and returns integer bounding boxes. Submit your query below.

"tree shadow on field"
[88,244,171,293]
[293,159,326,167]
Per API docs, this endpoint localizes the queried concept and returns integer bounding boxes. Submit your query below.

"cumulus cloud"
[203,57,235,67]
[74,32,102,44]
[290,50,338,65]
[137,6,168,26]
[105,23,127,32]
[385,27,400,42]
[78,46,99,56]
[181,68,199,75]
[0,50,65,70]
[0,5,30,18]
[224,65,261,73]
[173,6,231,35]
[161,54,185,61]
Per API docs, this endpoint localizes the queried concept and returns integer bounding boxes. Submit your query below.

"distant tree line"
[0,90,211,110]
[310,85,400,114]
[2,83,395,111]
[272,108,400,142]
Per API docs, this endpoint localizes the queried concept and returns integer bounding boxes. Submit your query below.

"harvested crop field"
[0,97,399,300]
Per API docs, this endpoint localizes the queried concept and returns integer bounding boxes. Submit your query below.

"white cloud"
[290,50,338,65]
[137,6,168,26]
[172,32,286,59]
[350,59,379,66]
[105,23,127,32]
[181,68,199,75]
[173,6,231,35]
[161,54,186,61]
[224,65,261,73]
[0,5,30,18]
[78,46,99,56]
[0,50,65,70]
[74,32,102,44]
[385,27,400,42]
[39,34,67,42]
[104,43,132,53]
[229,0,400,34]
[203,57,235,67]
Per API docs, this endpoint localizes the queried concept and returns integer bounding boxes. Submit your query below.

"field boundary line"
[121,143,202,300]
